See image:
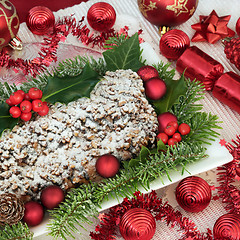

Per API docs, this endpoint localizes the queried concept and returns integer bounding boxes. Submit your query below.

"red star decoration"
[219,139,227,147]
[191,10,235,44]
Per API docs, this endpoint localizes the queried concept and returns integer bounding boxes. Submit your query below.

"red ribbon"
[191,10,235,44]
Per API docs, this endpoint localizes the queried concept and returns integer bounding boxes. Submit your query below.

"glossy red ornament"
[26,6,55,35]
[144,77,167,100]
[137,65,159,82]
[137,0,198,27]
[87,2,116,32]
[119,208,156,240]
[95,154,120,178]
[40,185,65,209]
[160,29,190,60]
[213,213,240,240]
[0,0,20,48]
[236,17,240,36]
[175,176,212,213]
[157,112,177,133]
[23,201,44,226]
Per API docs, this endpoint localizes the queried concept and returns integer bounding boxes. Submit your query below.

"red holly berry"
[137,65,159,82]
[168,138,177,146]
[178,123,191,135]
[144,77,167,100]
[157,112,178,133]
[38,104,49,116]
[173,132,182,142]
[9,92,24,105]
[24,93,31,100]
[6,98,13,106]
[32,99,43,112]
[156,132,168,144]
[164,125,176,136]
[28,87,43,100]
[20,100,32,113]
[9,106,21,118]
[167,121,178,131]
[16,89,25,98]
[20,112,32,122]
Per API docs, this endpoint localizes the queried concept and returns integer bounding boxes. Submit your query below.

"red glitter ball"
[137,65,159,82]
[213,213,240,239]
[87,2,116,32]
[160,29,190,60]
[119,208,156,240]
[26,6,55,35]
[175,176,212,213]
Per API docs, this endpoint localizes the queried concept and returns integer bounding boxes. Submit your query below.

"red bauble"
[87,2,116,32]
[137,65,159,82]
[157,112,177,133]
[236,18,240,36]
[160,29,190,60]
[144,77,166,100]
[175,176,212,213]
[0,0,20,48]
[23,201,44,227]
[213,213,240,239]
[137,0,198,27]
[95,154,120,178]
[119,208,156,240]
[26,6,55,35]
[40,185,65,209]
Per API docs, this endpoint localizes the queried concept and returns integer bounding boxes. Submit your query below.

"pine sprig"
[0,223,33,240]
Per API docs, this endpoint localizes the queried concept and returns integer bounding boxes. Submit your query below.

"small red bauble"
[160,29,190,60]
[144,77,166,100]
[213,213,240,240]
[9,92,24,105]
[178,123,191,135]
[137,65,159,82]
[20,100,32,113]
[28,87,43,100]
[9,106,21,118]
[236,17,240,36]
[157,132,168,144]
[175,176,212,213]
[137,0,198,27]
[0,0,20,48]
[26,6,55,35]
[119,208,156,240]
[23,201,44,227]
[32,99,43,112]
[20,112,32,122]
[40,185,65,210]
[95,154,120,178]
[157,112,178,133]
[87,2,116,32]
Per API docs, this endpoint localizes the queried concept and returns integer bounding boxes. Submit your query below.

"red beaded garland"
[175,176,212,213]
[26,6,55,35]
[160,29,190,60]
[213,213,240,239]
[87,2,116,32]
[119,208,156,240]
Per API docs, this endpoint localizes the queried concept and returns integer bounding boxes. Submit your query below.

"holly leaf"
[42,63,99,104]
[0,102,18,137]
[103,33,144,72]
[152,73,187,115]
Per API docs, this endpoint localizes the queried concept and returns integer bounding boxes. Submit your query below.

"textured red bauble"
[144,77,167,100]
[87,2,116,32]
[175,176,212,213]
[160,29,190,60]
[157,112,177,133]
[23,201,44,226]
[119,208,156,240]
[236,18,240,37]
[0,0,20,48]
[95,154,120,178]
[213,213,240,239]
[137,0,198,27]
[40,185,65,209]
[26,6,55,35]
[137,65,159,82]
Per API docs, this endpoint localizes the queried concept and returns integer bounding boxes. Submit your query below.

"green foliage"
[0,222,33,240]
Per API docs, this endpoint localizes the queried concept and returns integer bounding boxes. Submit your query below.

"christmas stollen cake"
[0,69,158,199]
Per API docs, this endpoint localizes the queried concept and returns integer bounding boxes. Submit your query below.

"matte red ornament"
[23,201,44,227]
[157,112,177,133]
[160,29,190,60]
[236,17,240,36]
[96,154,120,178]
[87,2,116,32]
[26,6,55,35]
[40,185,65,209]
[144,77,167,100]
[175,176,212,213]
[213,213,240,240]
[119,208,156,240]
[0,0,20,48]
[137,0,198,27]
[137,65,159,82]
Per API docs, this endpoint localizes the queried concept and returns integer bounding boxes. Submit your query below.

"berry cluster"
[6,88,49,121]
[157,121,191,146]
